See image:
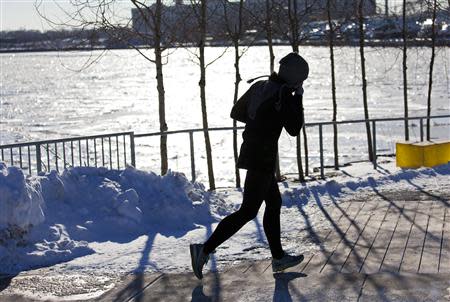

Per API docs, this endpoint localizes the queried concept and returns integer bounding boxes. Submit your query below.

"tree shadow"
[405,178,449,207]
[108,230,158,302]
[0,275,15,293]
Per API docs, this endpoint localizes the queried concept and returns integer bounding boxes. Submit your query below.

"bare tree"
[243,0,284,181]
[327,0,339,170]
[426,0,438,140]
[132,0,168,174]
[36,0,172,175]
[402,0,409,141]
[222,0,246,188]
[285,0,315,180]
[358,0,373,161]
[269,1,283,182]
[187,0,230,190]
[265,0,276,74]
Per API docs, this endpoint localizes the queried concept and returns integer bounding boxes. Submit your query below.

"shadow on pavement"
[190,270,221,302]
[106,231,158,302]
[0,275,15,292]
[191,284,212,302]
[273,272,307,302]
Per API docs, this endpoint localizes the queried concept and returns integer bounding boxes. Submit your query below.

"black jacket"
[231,73,305,172]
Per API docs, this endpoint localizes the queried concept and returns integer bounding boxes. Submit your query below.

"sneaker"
[190,244,210,280]
[272,253,304,273]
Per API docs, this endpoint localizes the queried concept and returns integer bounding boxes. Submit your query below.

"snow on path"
[0,159,449,277]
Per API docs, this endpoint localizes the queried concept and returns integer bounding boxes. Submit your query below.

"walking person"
[190,53,309,279]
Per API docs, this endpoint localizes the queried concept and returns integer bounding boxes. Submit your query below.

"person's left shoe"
[272,253,304,272]
[190,244,210,280]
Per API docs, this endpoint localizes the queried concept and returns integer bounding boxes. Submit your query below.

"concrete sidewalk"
[97,185,450,301]
[94,262,450,301]
[1,187,449,301]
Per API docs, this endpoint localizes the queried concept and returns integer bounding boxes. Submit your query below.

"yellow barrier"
[396,140,450,168]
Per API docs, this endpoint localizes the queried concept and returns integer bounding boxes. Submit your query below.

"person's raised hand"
[294,82,304,96]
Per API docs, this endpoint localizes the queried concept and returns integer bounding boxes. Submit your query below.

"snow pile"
[0,163,45,233]
[50,166,220,236]
[0,163,226,274]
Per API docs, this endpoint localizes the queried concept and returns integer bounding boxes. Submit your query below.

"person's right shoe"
[272,253,304,273]
[190,244,210,280]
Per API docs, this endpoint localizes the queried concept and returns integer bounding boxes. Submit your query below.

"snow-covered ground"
[1,159,449,277]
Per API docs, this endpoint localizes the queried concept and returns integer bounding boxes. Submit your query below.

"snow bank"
[0,163,44,232]
[281,162,450,207]
[0,163,226,274]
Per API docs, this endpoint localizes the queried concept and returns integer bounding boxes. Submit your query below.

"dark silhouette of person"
[190,53,309,279]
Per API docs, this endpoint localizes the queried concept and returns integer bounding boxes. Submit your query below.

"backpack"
[230,92,249,123]
[230,75,270,124]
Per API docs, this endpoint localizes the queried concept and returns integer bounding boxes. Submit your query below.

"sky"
[0,0,134,31]
[0,0,447,31]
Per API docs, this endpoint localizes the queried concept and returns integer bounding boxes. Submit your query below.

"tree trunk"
[231,0,244,188]
[296,135,304,181]
[426,0,437,141]
[327,0,339,170]
[302,127,308,176]
[154,0,168,175]
[268,0,282,180]
[288,0,300,53]
[402,0,409,141]
[265,0,275,74]
[223,0,243,188]
[288,0,307,178]
[358,0,373,161]
[199,0,215,190]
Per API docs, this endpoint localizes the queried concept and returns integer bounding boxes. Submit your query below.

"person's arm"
[280,85,304,136]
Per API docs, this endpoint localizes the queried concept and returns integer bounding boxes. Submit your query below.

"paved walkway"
[98,188,450,301]
[1,187,450,301]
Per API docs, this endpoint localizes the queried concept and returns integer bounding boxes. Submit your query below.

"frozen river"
[1,46,449,185]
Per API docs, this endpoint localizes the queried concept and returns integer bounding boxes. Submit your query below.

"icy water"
[1,46,449,185]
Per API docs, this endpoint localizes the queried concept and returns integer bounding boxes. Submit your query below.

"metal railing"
[0,132,135,175]
[307,115,450,178]
[134,114,450,185]
[1,115,449,187]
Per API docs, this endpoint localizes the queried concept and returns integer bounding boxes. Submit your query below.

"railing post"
[372,120,377,169]
[420,118,424,142]
[19,147,23,169]
[27,146,31,175]
[63,142,67,169]
[36,143,42,174]
[130,133,136,167]
[55,142,59,172]
[94,139,97,168]
[189,131,196,182]
[303,127,309,176]
[319,124,324,179]
[116,135,120,169]
[78,140,82,166]
[86,139,90,167]
[46,144,50,171]
[108,137,112,168]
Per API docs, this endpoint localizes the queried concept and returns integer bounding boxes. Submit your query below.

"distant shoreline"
[1,39,449,54]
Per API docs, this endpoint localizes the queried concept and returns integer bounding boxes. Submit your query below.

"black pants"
[203,169,285,259]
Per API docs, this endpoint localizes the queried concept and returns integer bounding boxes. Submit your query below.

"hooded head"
[278,53,309,88]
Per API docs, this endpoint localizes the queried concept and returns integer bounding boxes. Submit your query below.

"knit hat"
[278,53,309,87]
